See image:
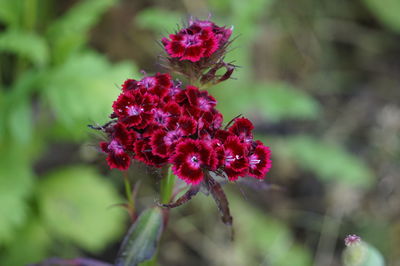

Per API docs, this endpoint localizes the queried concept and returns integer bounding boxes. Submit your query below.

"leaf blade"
[116,207,164,266]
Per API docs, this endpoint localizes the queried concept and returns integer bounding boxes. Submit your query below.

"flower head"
[247,141,272,179]
[344,235,362,247]
[161,19,235,85]
[162,21,225,62]
[171,139,217,185]
[100,123,133,170]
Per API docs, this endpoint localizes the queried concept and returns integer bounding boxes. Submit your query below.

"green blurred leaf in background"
[0,30,49,67]
[362,0,400,32]
[43,52,137,139]
[47,0,117,64]
[38,166,125,252]
[135,7,182,33]
[272,136,374,189]
[0,145,34,244]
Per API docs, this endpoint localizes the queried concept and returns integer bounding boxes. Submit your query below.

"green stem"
[25,0,37,31]
[138,166,175,266]
[123,171,133,208]
[160,165,175,204]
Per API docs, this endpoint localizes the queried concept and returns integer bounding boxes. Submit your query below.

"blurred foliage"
[362,0,400,32]
[37,166,125,252]
[0,0,137,265]
[230,195,313,266]
[270,135,374,188]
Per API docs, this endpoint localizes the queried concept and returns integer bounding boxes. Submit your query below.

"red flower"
[171,139,217,184]
[222,136,249,180]
[247,141,272,179]
[149,102,181,130]
[188,19,233,46]
[112,90,157,129]
[162,25,219,62]
[134,138,168,167]
[139,73,173,99]
[100,123,133,170]
[228,117,254,144]
[121,79,139,92]
[176,86,217,119]
[150,115,197,158]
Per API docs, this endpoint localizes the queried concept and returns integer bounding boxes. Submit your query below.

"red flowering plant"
[91,18,272,265]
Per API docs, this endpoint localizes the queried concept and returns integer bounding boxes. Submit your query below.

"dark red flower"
[187,86,216,110]
[112,90,157,129]
[150,115,197,158]
[134,139,168,167]
[121,79,139,92]
[171,139,217,184]
[228,117,254,144]
[222,136,249,180]
[149,103,181,130]
[162,25,219,62]
[100,140,131,170]
[100,123,133,170]
[189,19,233,46]
[139,73,173,99]
[198,110,223,133]
[247,141,272,179]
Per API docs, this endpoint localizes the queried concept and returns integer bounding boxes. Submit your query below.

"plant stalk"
[123,171,133,205]
[160,165,175,204]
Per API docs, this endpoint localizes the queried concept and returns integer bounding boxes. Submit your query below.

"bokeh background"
[1,0,399,265]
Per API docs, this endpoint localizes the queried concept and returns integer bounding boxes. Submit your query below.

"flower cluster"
[97,19,272,186]
[100,73,271,185]
[162,19,232,62]
[161,19,235,86]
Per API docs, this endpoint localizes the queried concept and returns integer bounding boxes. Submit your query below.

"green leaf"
[8,99,33,143]
[37,166,126,252]
[362,0,400,32]
[3,70,42,143]
[43,52,137,139]
[275,136,374,188]
[47,0,116,64]
[0,0,23,28]
[116,207,164,266]
[135,8,182,33]
[0,30,49,66]
[0,218,51,266]
[228,194,312,266]
[0,143,34,243]
[215,82,320,122]
[253,83,321,121]
[232,0,275,21]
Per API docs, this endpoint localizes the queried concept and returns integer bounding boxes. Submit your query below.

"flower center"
[225,155,235,163]
[198,97,213,110]
[108,140,124,154]
[153,109,168,125]
[141,77,156,88]
[249,155,261,166]
[183,35,200,47]
[164,130,182,146]
[126,105,143,116]
[188,154,201,168]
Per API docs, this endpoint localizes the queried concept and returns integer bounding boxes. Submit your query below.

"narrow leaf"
[116,207,164,266]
